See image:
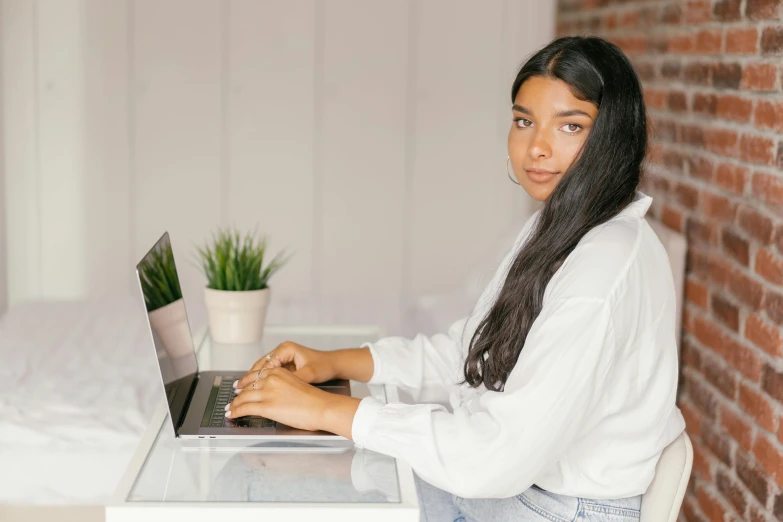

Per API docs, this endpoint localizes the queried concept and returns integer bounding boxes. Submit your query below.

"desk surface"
[108,325,419,521]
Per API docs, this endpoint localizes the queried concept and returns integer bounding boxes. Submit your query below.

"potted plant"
[139,237,193,358]
[197,226,291,344]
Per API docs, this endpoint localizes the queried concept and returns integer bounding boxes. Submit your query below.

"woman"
[227,35,686,521]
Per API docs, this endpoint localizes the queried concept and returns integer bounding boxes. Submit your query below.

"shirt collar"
[618,190,652,219]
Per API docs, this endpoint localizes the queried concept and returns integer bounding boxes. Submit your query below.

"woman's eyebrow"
[512,104,592,119]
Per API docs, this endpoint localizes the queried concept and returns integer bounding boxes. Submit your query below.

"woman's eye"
[514,119,582,134]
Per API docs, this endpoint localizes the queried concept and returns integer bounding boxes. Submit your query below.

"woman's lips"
[525,169,558,183]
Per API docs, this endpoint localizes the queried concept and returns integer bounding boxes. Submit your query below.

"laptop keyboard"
[208,378,276,429]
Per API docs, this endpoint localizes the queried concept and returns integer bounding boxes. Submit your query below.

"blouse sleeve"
[359,315,470,403]
[351,296,616,499]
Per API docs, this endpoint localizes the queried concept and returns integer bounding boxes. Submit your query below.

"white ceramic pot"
[148,297,194,358]
[204,287,271,344]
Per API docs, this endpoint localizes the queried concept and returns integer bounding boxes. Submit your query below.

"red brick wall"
[556,1,783,520]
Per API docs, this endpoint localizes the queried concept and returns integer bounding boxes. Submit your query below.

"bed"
[0,296,162,519]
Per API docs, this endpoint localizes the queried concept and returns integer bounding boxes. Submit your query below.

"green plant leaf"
[195,225,292,292]
[138,239,184,312]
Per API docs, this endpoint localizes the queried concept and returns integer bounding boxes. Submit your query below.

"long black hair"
[461,36,648,391]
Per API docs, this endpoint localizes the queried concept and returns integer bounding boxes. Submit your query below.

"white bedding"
[0,297,162,504]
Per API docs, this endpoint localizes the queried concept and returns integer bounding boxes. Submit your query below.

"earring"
[507,156,520,185]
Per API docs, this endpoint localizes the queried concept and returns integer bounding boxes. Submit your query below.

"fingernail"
[225,411,231,417]
[233,380,238,387]
[224,404,230,411]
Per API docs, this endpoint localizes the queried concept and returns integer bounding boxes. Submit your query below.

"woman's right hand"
[233,341,338,391]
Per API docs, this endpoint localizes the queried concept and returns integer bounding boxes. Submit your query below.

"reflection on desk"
[206,443,400,503]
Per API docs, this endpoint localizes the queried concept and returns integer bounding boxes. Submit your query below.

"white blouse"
[351,190,686,500]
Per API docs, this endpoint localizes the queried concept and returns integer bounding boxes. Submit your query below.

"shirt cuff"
[351,395,385,448]
[360,341,384,384]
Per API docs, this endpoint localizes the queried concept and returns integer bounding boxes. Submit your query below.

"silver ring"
[257,367,269,380]
[266,354,273,362]
[252,379,259,390]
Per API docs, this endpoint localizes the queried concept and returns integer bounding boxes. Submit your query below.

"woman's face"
[507,76,598,202]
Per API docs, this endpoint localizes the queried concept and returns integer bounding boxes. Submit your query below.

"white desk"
[107,325,419,521]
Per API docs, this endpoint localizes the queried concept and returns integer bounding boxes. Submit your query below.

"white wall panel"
[38,0,86,299]
[2,0,39,307]
[0,0,6,316]
[82,0,132,298]
[409,0,506,299]
[132,0,223,330]
[318,0,410,331]
[226,0,316,316]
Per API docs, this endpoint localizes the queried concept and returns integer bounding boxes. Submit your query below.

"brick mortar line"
[644,167,783,242]
[684,300,783,378]
[645,88,783,104]
[682,343,783,425]
[679,408,779,516]
[648,113,783,141]
[677,240,783,320]
[682,276,754,335]
[686,440,770,520]
[643,85,783,98]
[692,442,780,520]
[647,109,783,139]
[647,144,782,182]
[680,362,783,484]
[634,54,783,67]
[644,173,783,259]
[647,143,782,186]
[694,474,757,521]
[695,480,747,520]
[646,160,781,193]
[557,4,782,21]
[648,94,783,108]
[628,55,781,75]
[642,74,783,91]
[563,20,783,34]
[682,273,782,345]
[683,330,781,431]
[646,182,781,252]
[645,162,783,211]
[686,335,752,400]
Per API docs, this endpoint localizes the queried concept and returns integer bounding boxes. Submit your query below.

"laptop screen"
[135,231,198,433]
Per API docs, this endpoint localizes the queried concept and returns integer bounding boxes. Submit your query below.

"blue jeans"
[414,472,642,522]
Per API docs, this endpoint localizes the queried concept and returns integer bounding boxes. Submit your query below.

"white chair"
[641,217,692,521]
[640,431,694,522]
[645,217,687,356]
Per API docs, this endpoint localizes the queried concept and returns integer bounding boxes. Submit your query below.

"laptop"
[136,231,353,440]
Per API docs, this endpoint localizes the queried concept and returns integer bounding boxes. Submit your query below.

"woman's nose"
[528,130,553,159]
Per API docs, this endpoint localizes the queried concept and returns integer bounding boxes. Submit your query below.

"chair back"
[640,431,694,522]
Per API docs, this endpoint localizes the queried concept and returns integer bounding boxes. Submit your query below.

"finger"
[261,366,288,380]
[234,362,275,390]
[226,400,266,419]
[249,343,293,372]
[237,366,289,392]
[227,389,265,411]
[291,364,314,382]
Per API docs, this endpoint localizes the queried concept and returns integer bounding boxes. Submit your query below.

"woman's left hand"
[226,367,360,436]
